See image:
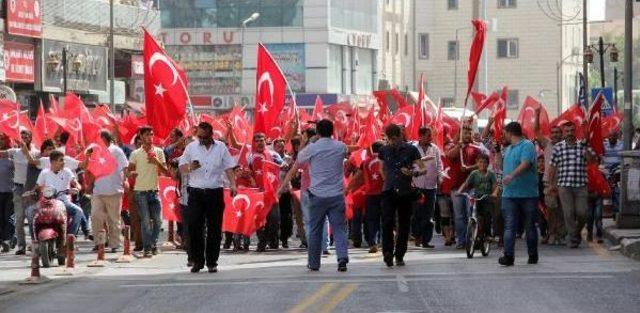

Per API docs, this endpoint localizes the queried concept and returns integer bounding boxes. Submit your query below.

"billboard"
[6,0,42,38]
[166,45,241,95]
[40,40,108,93]
[265,43,305,93]
[4,41,35,83]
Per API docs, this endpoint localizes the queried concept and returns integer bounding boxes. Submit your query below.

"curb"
[604,225,640,261]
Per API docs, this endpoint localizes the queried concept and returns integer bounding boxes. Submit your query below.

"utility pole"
[109,0,115,112]
[582,0,589,107]
[623,0,633,150]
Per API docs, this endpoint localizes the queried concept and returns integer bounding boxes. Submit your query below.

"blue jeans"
[301,191,328,251]
[412,189,437,245]
[135,191,162,252]
[452,191,471,245]
[502,197,538,258]
[365,194,383,246]
[307,192,349,269]
[587,197,603,238]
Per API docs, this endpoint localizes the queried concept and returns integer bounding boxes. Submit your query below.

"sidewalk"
[603,218,640,261]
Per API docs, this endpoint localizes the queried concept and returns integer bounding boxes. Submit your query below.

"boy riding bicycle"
[457,154,498,242]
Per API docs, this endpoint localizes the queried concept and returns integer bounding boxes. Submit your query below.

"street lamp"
[240,12,260,97]
[585,36,618,88]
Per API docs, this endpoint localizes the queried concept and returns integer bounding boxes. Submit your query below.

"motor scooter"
[25,187,68,267]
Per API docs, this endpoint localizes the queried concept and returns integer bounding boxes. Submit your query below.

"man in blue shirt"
[296,119,349,272]
[500,122,539,267]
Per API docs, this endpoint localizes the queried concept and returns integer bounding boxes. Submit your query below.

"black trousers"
[279,192,293,243]
[187,187,224,267]
[0,192,14,242]
[381,190,414,260]
[257,203,280,248]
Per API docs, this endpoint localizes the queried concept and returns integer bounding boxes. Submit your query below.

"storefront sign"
[41,40,108,92]
[347,32,373,48]
[165,45,241,95]
[131,55,144,78]
[4,41,34,83]
[6,0,42,38]
[265,43,306,93]
[159,29,237,46]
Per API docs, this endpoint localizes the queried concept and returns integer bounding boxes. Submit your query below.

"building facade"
[157,0,381,111]
[413,0,584,117]
[0,0,159,115]
[379,0,414,92]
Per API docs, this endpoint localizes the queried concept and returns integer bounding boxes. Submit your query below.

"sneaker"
[151,247,158,255]
[15,248,25,255]
[395,258,405,266]
[208,266,218,273]
[498,255,514,266]
[143,251,153,258]
[368,246,378,254]
[455,243,464,250]
[1,242,10,253]
[528,254,539,265]
[307,265,319,271]
[223,242,231,250]
[299,243,308,249]
[337,260,348,272]
[282,241,289,249]
[422,243,435,249]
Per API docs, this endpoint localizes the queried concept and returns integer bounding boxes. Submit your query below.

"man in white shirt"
[412,127,443,249]
[179,122,236,273]
[33,151,85,237]
[90,131,129,253]
[0,130,39,254]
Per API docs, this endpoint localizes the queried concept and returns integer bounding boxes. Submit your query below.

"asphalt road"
[1,236,639,313]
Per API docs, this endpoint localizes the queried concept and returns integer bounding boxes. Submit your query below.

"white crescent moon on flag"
[368,158,380,173]
[9,113,20,129]
[213,130,224,139]
[257,72,274,107]
[232,194,251,211]
[163,186,177,201]
[398,113,411,128]
[149,52,179,86]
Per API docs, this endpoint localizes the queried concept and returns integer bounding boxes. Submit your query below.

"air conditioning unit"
[240,96,254,109]
[212,96,228,110]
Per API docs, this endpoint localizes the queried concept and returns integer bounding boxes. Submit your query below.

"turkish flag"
[465,20,487,107]
[390,88,409,109]
[588,93,605,156]
[223,188,266,236]
[92,105,116,128]
[345,187,366,221]
[471,91,487,112]
[118,112,146,145]
[262,160,281,210]
[389,105,414,130]
[159,176,181,222]
[551,104,586,139]
[474,91,500,115]
[373,91,390,123]
[517,96,550,140]
[229,106,252,144]
[357,108,380,149]
[602,112,623,137]
[143,29,188,140]
[253,43,287,137]
[327,101,353,139]
[587,162,611,197]
[33,101,59,147]
[350,148,369,169]
[0,100,23,141]
[86,142,118,180]
[311,96,325,122]
[494,87,508,143]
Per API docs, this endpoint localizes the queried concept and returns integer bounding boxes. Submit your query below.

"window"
[419,33,429,59]
[498,0,517,8]
[447,40,459,60]
[395,32,399,55]
[507,90,519,109]
[386,31,390,52]
[448,0,458,10]
[497,38,519,58]
[404,33,408,56]
[442,97,455,107]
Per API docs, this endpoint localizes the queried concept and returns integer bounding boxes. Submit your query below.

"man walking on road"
[412,127,442,249]
[128,126,167,258]
[549,122,594,249]
[378,124,423,267]
[296,119,349,272]
[499,122,539,267]
[180,122,236,273]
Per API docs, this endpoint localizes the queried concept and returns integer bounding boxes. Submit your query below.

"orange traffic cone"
[21,241,50,284]
[57,235,76,276]
[116,226,133,263]
[88,231,107,267]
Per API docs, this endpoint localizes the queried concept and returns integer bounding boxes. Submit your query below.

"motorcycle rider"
[29,151,85,237]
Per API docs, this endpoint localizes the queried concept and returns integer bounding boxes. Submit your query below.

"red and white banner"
[6,0,42,38]
[4,41,35,83]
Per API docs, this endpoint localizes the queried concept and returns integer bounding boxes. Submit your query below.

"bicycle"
[459,193,491,259]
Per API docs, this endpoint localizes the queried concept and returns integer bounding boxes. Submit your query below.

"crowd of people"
[0,106,625,273]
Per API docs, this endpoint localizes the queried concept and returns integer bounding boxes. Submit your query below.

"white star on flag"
[236,210,243,218]
[1,113,8,120]
[154,83,166,96]
[372,173,379,180]
[98,157,106,165]
[258,103,269,113]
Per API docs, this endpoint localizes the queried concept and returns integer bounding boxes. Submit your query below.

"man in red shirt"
[362,141,385,253]
[445,125,482,249]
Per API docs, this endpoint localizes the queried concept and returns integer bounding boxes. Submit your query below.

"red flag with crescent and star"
[86,142,118,180]
[159,176,181,222]
[551,104,587,140]
[222,188,266,236]
[517,96,550,140]
[143,29,188,139]
[253,43,287,137]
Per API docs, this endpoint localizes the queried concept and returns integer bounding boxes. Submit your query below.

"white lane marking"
[119,275,615,288]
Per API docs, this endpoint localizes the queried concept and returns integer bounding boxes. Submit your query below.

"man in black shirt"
[378,124,423,267]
